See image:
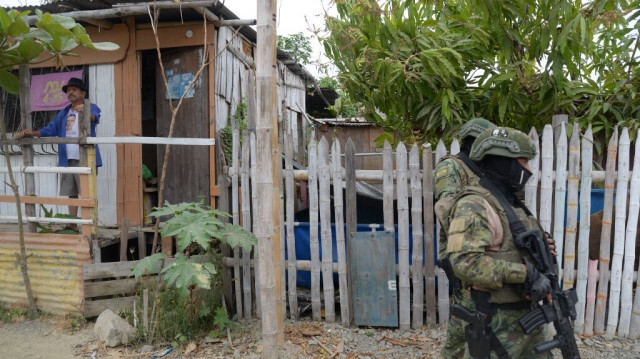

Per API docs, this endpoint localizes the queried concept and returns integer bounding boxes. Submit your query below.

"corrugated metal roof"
[0,233,90,315]
[316,117,375,127]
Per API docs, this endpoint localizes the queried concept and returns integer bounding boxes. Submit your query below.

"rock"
[93,309,137,347]
[139,345,154,353]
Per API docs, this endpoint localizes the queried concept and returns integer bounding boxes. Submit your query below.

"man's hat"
[62,77,87,93]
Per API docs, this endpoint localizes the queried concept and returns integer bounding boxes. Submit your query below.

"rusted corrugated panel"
[0,232,90,315]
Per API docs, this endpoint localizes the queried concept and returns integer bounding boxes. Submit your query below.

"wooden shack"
[1,0,312,228]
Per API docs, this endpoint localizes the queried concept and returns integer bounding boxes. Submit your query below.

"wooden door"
[156,47,210,205]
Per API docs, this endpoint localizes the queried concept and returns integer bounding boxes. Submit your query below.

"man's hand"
[545,232,557,255]
[73,103,84,113]
[15,130,39,138]
[524,263,552,302]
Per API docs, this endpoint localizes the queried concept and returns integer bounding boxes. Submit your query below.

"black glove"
[525,263,551,302]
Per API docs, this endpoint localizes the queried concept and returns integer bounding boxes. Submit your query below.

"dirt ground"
[1,316,640,358]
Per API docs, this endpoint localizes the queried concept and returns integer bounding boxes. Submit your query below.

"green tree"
[324,0,640,145]
[277,32,313,65]
[0,9,118,93]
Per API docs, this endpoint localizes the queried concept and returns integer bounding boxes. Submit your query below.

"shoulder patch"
[436,168,449,177]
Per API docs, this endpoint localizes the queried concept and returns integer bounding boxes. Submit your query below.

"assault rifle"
[515,229,581,359]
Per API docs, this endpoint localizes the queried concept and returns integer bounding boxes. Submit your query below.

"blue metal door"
[349,231,398,327]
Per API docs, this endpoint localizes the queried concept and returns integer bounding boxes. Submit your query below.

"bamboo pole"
[620,128,640,337]
[434,140,449,324]
[575,125,593,334]
[584,259,598,336]
[539,125,553,233]
[241,130,253,320]
[345,138,356,326]
[308,139,321,321]
[607,128,630,336]
[331,140,349,326]
[563,123,580,291]
[525,127,540,215]
[423,143,436,326]
[284,129,298,320]
[553,123,568,281]
[409,144,423,329]
[396,143,410,330]
[318,137,335,322]
[383,141,394,233]
[250,132,261,318]
[231,107,243,319]
[595,127,618,334]
[256,0,280,353]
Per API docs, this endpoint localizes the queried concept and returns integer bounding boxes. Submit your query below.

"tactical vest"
[435,185,540,304]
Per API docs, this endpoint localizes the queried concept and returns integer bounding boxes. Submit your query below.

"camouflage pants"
[441,288,471,358]
[441,294,551,359]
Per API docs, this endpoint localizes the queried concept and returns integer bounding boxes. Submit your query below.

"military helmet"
[458,118,496,140]
[469,127,537,161]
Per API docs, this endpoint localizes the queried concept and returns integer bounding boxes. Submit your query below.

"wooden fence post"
[563,123,580,291]
[594,127,617,334]
[620,128,640,337]
[308,139,321,321]
[345,138,356,325]
[553,123,568,280]
[241,130,253,320]
[318,137,335,322]
[525,127,540,216]
[231,106,242,319]
[409,144,423,329]
[434,140,449,324]
[575,125,593,334]
[607,128,630,336]
[332,140,349,326]
[284,128,298,320]
[539,125,553,233]
[423,143,436,326]
[396,143,410,330]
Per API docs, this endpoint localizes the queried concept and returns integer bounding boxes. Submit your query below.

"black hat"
[62,77,87,93]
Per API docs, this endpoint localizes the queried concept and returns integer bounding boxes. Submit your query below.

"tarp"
[288,223,437,288]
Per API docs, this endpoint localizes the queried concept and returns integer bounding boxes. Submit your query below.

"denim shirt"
[38,103,102,167]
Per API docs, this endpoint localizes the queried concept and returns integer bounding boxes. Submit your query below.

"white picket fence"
[224,122,640,337]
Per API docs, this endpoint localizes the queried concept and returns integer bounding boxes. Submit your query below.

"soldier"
[437,127,553,358]
[434,118,496,358]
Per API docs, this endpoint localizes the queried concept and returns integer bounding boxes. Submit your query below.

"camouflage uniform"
[441,127,550,358]
[434,118,495,359]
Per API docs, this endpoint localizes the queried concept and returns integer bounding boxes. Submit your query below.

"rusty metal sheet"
[348,230,398,327]
[0,232,90,315]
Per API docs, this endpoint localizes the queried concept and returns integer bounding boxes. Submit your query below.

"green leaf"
[86,41,120,51]
[0,70,19,94]
[213,306,234,329]
[131,253,167,278]
[7,17,29,36]
[161,253,217,289]
[217,223,257,250]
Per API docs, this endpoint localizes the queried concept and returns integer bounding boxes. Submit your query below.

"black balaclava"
[460,136,475,156]
[481,155,533,202]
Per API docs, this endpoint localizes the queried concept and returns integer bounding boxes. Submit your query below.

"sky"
[2,0,336,77]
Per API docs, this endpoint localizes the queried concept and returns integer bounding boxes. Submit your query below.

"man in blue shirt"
[17,77,102,227]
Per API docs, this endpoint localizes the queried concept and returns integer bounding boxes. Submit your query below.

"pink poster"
[29,70,83,111]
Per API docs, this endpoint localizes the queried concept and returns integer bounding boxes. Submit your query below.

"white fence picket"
[539,125,554,233]
[396,143,410,330]
[307,139,321,321]
[563,123,580,291]
[576,125,593,334]
[318,137,335,322]
[623,129,640,338]
[331,140,349,326]
[409,145,424,329]
[434,140,449,324]
[553,123,568,280]
[525,128,540,215]
[595,128,618,334]
[608,128,630,336]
